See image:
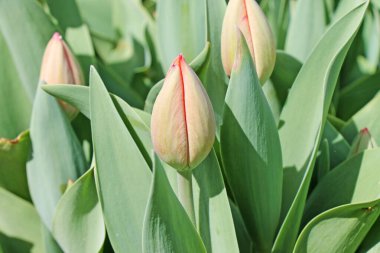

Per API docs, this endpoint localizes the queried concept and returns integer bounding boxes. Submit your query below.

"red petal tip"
[52,32,62,41]
[361,128,369,134]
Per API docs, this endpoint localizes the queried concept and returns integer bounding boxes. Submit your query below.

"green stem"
[177,170,196,226]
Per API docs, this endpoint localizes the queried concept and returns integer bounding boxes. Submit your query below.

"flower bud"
[40,32,83,119]
[221,0,276,84]
[151,54,216,171]
[348,128,378,157]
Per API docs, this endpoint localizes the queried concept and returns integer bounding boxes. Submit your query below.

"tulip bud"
[151,54,216,171]
[348,128,378,157]
[221,0,276,84]
[40,32,83,119]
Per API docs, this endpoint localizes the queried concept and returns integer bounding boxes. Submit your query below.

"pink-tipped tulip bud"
[348,128,378,157]
[221,0,276,84]
[39,32,83,119]
[151,54,216,171]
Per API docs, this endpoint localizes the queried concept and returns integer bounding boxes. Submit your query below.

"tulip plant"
[1,0,380,252]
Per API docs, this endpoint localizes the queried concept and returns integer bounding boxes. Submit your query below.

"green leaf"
[285,0,327,62]
[358,217,380,252]
[341,92,380,144]
[0,32,31,138]
[275,1,369,251]
[338,71,380,120]
[198,0,228,132]
[157,0,206,70]
[261,0,291,49]
[142,155,206,253]
[76,0,117,41]
[229,201,253,253]
[52,168,105,253]
[220,35,282,251]
[42,84,152,157]
[27,88,87,229]
[0,188,43,253]
[45,0,83,31]
[89,67,151,252]
[192,151,239,253]
[0,131,31,201]
[304,149,380,223]
[270,51,302,106]
[294,200,380,253]
[322,121,350,168]
[279,0,368,219]
[0,0,56,99]
[41,224,63,253]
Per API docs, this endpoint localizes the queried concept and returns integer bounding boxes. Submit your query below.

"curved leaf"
[275,2,369,251]
[220,35,282,251]
[304,149,380,222]
[294,200,380,253]
[157,0,206,70]
[0,131,31,201]
[142,155,206,253]
[0,32,31,138]
[0,188,43,253]
[193,151,239,253]
[279,0,368,219]
[285,0,326,62]
[52,168,105,253]
[27,88,87,229]
[90,67,151,252]
[0,0,56,99]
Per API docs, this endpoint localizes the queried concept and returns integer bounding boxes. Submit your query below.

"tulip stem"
[177,170,196,226]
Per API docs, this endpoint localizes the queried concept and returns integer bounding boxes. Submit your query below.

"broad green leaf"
[0,131,31,201]
[42,84,152,156]
[113,0,155,48]
[192,151,239,253]
[270,51,302,106]
[279,0,368,219]
[0,0,56,99]
[76,0,117,41]
[273,129,322,253]
[261,0,291,49]
[89,67,151,252]
[362,5,380,67]
[0,188,43,253]
[338,72,380,120]
[285,0,326,62]
[220,36,282,251]
[198,0,228,131]
[304,149,380,223]
[144,43,210,113]
[341,92,380,144]
[0,32,31,138]
[142,155,206,253]
[52,168,105,253]
[65,25,96,84]
[275,2,369,251]
[41,224,63,253]
[229,201,253,253]
[46,0,82,31]
[294,200,380,253]
[27,88,87,229]
[157,0,206,70]
[358,218,380,252]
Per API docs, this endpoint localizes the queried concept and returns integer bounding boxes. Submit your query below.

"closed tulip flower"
[348,128,378,157]
[39,32,83,119]
[221,0,276,84]
[151,54,216,171]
